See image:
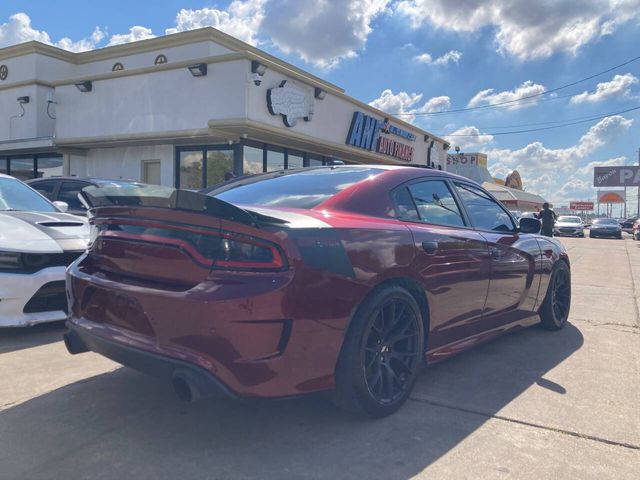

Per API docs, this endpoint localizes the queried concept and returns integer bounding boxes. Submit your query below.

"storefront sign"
[593,166,640,187]
[569,201,594,211]
[597,190,625,203]
[346,112,415,162]
[267,80,314,128]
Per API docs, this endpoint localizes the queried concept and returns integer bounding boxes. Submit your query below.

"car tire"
[589,233,595,238]
[332,285,424,418]
[539,261,571,331]
[580,233,585,238]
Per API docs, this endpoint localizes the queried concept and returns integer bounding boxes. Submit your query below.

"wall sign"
[154,54,167,65]
[346,111,415,162]
[267,80,314,128]
[112,62,124,72]
[0,65,7,81]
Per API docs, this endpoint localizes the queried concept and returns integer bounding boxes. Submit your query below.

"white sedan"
[0,174,89,327]
[554,215,585,237]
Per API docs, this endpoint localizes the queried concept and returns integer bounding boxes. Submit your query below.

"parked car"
[633,219,640,241]
[554,216,585,237]
[589,217,623,239]
[620,216,639,234]
[64,166,571,417]
[509,210,523,219]
[0,174,89,327]
[26,177,141,215]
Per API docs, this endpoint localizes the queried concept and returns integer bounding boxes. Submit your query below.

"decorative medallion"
[154,54,167,65]
[112,62,124,72]
[0,65,8,81]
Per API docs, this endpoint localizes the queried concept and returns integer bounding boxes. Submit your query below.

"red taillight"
[213,232,285,271]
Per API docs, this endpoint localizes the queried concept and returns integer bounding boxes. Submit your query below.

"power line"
[442,105,640,137]
[392,54,640,116]
[430,106,640,131]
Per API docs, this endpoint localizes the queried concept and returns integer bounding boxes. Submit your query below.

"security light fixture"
[314,87,326,100]
[424,135,430,142]
[188,63,208,77]
[17,96,29,104]
[455,146,461,154]
[251,60,267,76]
[75,81,92,92]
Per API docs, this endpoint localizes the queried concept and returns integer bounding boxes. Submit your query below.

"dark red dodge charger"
[64,166,571,417]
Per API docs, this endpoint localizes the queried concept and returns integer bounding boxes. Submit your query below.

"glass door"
[206,149,233,187]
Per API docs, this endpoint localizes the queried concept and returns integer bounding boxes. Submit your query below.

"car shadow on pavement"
[0,323,583,480]
[0,321,66,354]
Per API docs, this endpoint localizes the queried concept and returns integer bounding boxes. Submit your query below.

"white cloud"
[0,13,50,47]
[368,89,450,122]
[570,73,639,104]
[165,1,265,45]
[395,0,640,61]
[576,156,627,176]
[107,26,155,46]
[0,12,106,52]
[444,126,494,151]
[260,0,390,68]
[485,115,634,203]
[56,27,106,52]
[415,49,462,66]
[468,81,546,109]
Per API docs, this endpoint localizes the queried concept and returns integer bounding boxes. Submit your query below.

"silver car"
[554,215,585,237]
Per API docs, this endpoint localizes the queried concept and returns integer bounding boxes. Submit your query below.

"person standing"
[535,202,557,237]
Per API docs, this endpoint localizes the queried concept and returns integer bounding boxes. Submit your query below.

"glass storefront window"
[308,155,324,166]
[10,158,35,181]
[287,152,304,169]
[179,150,204,189]
[207,149,234,186]
[266,148,285,172]
[36,156,63,178]
[0,159,7,175]
[243,145,264,175]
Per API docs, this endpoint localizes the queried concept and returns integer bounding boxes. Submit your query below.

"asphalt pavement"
[0,234,638,479]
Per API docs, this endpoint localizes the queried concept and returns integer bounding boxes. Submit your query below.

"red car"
[64,166,571,417]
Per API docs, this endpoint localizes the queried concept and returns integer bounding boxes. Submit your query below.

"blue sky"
[1,0,639,207]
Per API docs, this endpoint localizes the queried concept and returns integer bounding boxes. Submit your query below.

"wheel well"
[369,277,430,351]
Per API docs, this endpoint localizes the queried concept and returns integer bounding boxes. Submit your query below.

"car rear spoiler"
[79,185,287,228]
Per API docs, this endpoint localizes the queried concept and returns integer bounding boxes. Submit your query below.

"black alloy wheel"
[363,299,420,405]
[540,261,571,330]
[333,285,424,417]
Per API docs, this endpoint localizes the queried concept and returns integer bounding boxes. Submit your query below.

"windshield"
[558,216,581,223]
[593,218,618,225]
[0,177,57,212]
[210,167,384,209]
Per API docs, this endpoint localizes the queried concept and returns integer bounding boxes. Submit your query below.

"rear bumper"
[65,322,235,400]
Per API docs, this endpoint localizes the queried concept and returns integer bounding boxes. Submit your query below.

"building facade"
[0,28,449,189]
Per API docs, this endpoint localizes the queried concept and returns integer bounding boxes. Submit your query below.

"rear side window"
[31,181,58,200]
[454,183,515,232]
[59,182,89,210]
[212,167,383,209]
[403,180,465,227]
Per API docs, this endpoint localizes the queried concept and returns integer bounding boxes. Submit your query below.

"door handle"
[422,241,438,255]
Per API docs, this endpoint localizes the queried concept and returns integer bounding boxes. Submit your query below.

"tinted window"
[391,187,419,221]
[0,177,56,212]
[30,180,58,200]
[212,167,383,209]
[558,216,581,223]
[406,180,465,227]
[593,218,618,225]
[59,182,90,210]
[455,183,515,232]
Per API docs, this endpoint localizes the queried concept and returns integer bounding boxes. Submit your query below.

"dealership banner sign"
[569,201,594,211]
[593,166,640,187]
[346,112,415,162]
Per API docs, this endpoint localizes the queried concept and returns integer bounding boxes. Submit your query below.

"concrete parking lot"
[1,235,638,479]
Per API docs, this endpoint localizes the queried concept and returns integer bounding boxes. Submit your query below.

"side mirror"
[519,217,541,234]
[53,201,69,212]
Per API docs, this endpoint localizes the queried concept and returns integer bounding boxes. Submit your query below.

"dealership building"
[0,27,449,190]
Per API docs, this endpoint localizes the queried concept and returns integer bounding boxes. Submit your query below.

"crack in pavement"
[408,396,640,451]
